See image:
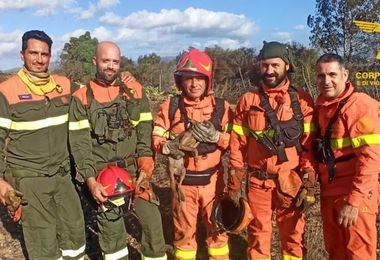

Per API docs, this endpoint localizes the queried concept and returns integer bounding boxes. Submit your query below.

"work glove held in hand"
[191,121,220,143]
[296,168,317,211]
[227,168,245,206]
[5,190,26,222]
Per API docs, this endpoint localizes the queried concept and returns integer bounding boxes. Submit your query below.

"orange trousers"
[320,195,378,260]
[173,171,229,260]
[247,176,305,259]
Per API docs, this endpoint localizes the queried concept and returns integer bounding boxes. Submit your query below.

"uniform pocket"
[247,106,266,131]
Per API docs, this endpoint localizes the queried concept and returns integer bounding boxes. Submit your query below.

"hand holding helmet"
[95,166,135,211]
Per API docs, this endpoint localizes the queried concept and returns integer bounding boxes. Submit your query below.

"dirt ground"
[0,155,379,259]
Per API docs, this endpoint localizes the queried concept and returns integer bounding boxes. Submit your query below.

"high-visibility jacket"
[152,95,232,173]
[230,79,315,173]
[0,74,72,175]
[316,82,380,208]
[69,79,154,179]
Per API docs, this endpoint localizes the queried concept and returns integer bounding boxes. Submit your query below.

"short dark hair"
[316,53,345,69]
[22,30,53,53]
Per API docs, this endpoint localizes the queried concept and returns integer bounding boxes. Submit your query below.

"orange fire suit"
[153,95,232,260]
[316,82,380,260]
[230,79,315,260]
[0,74,86,259]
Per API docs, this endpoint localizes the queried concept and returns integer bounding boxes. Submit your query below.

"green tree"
[289,42,320,98]
[136,53,161,87]
[59,31,98,83]
[307,0,380,64]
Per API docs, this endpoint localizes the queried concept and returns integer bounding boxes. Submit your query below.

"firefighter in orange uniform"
[152,48,232,260]
[228,41,316,259]
[314,53,380,260]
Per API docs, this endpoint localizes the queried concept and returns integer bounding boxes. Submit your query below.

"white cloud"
[98,0,119,9]
[0,0,74,16]
[293,24,305,30]
[0,31,23,56]
[69,0,120,19]
[273,32,292,43]
[93,26,113,41]
[100,7,257,39]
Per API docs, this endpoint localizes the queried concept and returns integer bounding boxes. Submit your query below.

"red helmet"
[96,166,135,210]
[174,48,213,95]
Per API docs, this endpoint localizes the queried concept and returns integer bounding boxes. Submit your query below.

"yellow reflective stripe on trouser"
[131,112,153,127]
[208,244,229,258]
[69,119,90,130]
[0,117,12,129]
[141,253,167,260]
[303,122,315,133]
[153,125,171,139]
[283,255,302,260]
[232,124,250,136]
[103,246,129,260]
[174,248,197,259]
[61,244,86,257]
[8,114,68,130]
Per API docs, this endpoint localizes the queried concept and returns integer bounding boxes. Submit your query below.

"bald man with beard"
[69,41,167,260]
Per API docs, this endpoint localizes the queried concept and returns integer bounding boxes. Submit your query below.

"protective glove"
[295,188,316,211]
[191,121,220,143]
[135,171,149,197]
[227,168,245,206]
[178,130,199,153]
[134,171,160,205]
[295,168,317,211]
[162,136,185,159]
[4,190,27,222]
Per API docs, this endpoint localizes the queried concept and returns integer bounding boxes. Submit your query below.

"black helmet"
[211,196,253,233]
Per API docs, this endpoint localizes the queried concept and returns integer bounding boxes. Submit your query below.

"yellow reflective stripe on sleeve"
[283,255,302,260]
[174,248,197,259]
[140,112,153,121]
[0,117,12,129]
[351,134,380,148]
[303,122,315,133]
[141,253,167,260]
[330,134,380,149]
[61,244,86,257]
[131,112,153,127]
[232,124,250,136]
[9,114,68,131]
[208,244,229,257]
[103,246,129,260]
[153,125,171,139]
[69,119,90,130]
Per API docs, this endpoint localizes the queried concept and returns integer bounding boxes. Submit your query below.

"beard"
[261,70,287,88]
[96,69,118,85]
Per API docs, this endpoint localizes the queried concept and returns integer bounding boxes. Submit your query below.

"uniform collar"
[182,95,213,108]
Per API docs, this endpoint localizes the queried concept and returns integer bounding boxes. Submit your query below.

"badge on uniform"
[55,84,63,93]
[18,94,32,100]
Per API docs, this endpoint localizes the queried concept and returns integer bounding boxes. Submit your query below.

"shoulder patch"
[355,116,375,134]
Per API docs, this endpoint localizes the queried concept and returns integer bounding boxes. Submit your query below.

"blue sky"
[0,0,316,71]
